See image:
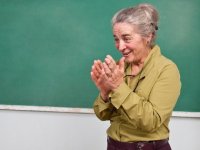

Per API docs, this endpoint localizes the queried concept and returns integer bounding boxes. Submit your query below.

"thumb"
[118,57,125,71]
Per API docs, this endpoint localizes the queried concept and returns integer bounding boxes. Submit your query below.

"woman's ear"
[146,33,154,46]
[148,33,153,41]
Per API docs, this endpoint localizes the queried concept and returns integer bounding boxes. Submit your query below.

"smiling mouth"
[122,51,131,57]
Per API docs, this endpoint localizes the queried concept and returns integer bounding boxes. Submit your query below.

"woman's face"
[113,22,150,64]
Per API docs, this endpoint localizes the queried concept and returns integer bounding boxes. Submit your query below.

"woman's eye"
[114,38,119,42]
[124,38,131,43]
[123,36,132,43]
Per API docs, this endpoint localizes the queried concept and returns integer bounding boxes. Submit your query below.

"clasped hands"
[91,55,125,101]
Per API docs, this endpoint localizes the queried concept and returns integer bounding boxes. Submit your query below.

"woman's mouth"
[122,51,131,57]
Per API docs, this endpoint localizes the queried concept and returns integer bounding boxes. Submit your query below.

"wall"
[0,110,199,150]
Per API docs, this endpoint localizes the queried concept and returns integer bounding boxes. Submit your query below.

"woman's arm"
[110,63,181,132]
[93,95,115,121]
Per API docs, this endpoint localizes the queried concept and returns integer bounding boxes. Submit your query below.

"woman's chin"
[124,57,133,63]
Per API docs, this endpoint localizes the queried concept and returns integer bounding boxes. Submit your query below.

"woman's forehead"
[113,23,136,36]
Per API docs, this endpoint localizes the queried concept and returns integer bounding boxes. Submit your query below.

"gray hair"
[112,3,159,47]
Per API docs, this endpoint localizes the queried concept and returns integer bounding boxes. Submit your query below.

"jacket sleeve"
[109,63,181,132]
[93,95,115,121]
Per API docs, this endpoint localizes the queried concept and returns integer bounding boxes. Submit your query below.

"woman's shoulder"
[154,54,180,76]
[152,45,178,69]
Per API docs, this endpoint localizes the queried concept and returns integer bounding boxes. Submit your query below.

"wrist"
[100,92,109,102]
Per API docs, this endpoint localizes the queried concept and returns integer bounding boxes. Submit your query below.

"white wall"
[0,110,199,150]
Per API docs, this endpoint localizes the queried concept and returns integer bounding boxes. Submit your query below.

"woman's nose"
[118,40,126,51]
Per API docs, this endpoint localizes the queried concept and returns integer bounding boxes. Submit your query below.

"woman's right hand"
[90,60,111,101]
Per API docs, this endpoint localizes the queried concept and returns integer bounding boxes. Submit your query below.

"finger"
[90,71,98,83]
[92,60,104,79]
[103,62,112,77]
[94,60,103,73]
[105,55,117,72]
[106,55,115,62]
[91,61,102,78]
[91,66,100,79]
[118,57,125,72]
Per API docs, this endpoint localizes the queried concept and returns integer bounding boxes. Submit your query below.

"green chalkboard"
[0,0,199,112]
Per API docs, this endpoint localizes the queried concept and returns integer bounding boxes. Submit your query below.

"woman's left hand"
[103,55,125,90]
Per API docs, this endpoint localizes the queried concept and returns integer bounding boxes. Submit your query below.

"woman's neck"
[131,47,151,76]
[131,63,144,76]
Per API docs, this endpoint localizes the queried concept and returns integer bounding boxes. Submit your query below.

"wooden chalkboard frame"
[0,105,200,118]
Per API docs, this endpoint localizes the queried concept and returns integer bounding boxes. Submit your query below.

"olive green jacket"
[93,45,181,142]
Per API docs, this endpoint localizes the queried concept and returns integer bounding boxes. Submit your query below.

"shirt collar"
[124,45,161,79]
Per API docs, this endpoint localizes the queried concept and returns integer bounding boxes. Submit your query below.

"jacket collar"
[124,45,161,79]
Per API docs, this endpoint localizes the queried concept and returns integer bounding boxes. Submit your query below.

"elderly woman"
[91,3,181,150]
